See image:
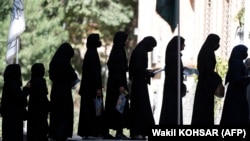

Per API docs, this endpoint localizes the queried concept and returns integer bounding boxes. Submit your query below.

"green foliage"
[235,7,250,38]
[0,0,136,135]
[215,56,228,82]
[0,0,136,82]
[64,0,135,45]
[0,0,69,83]
[214,56,228,120]
[19,0,69,81]
[0,0,137,94]
[235,7,244,26]
[63,0,136,83]
[0,1,12,20]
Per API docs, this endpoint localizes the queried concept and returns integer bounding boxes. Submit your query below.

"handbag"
[115,93,126,114]
[214,83,225,98]
[94,96,103,116]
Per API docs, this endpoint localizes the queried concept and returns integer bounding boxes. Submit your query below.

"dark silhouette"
[245,58,250,123]
[26,63,50,141]
[77,33,106,139]
[191,33,222,125]
[104,31,130,139]
[159,36,186,125]
[129,36,157,139]
[220,44,250,125]
[0,64,28,141]
[49,43,79,141]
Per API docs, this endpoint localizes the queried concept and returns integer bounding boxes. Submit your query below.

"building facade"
[137,0,249,124]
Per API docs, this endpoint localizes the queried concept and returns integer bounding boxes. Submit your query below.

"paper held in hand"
[153,68,165,75]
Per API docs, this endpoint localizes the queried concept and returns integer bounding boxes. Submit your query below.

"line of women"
[1,32,249,141]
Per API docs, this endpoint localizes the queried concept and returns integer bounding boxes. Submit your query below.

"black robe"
[192,34,222,125]
[105,31,130,131]
[220,45,250,125]
[78,47,105,137]
[159,36,186,125]
[27,63,50,141]
[49,43,78,140]
[0,64,27,141]
[129,36,156,137]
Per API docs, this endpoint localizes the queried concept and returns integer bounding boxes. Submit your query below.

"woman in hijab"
[159,36,186,126]
[77,33,106,139]
[0,64,28,141]
[129,36,157,139]
[105,31,130,139]
[245,58,250,123]
[191,33,223,125]
[49,43,79,141]
[26,63,49,141]
[220,44,250,125]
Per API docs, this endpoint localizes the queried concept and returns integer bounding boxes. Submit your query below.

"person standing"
[191,33,223,125]
[129,36,157,139]
[220,44,250,125]
[49,43,79,141]
[159,36,186,126]
[105,31,130,139]
[0,64,28,141]
[77,33,106,139]
[26,63,50,141]
[244,58,250,123]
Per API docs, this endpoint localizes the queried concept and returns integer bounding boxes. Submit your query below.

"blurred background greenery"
[0,0,138,137]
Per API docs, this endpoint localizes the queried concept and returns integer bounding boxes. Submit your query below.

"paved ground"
[0,134,147,141]
[0,138,145,141]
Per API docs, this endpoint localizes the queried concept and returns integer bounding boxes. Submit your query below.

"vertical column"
[244,0,250,48]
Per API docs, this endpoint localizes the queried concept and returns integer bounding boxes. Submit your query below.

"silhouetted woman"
[27,63,49,141]
[78,33,105,139]
[49,43,78,141]
[159,36,186,125]
[191,33,222,125]
[220,44,250,125]
[245,58,250,123]
[129,36,157,139]
[105,31,130,139]
[0,64,28,141]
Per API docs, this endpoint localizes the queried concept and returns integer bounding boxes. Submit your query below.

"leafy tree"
[0,0,136,79]
[63,0,137,85]
[64,0,135,45]
[0,0,69,82]
[0,0,137,135]
[19,0,69,81]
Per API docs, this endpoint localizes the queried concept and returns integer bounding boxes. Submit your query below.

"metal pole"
[177,0,181,125]
[244,0,250,47]
[16,37,19,64]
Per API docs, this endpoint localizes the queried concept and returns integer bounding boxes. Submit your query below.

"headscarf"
[200,33,220,51]
[225,44,248,84]
[49,42,74,81]
[50,42,74,63]
[112,31,128,49]
[86,33,102,49]
[228,44,248,64]
[4,64,22,86]
[129,36,157,80]
[31,63,45,79]
[166,36,185,53]
[136,36,157,52]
